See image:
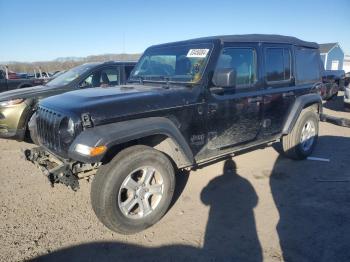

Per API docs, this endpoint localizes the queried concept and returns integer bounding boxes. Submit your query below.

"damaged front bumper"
[24,147,99,190]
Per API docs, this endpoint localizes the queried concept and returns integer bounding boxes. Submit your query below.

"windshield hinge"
[81,113,93,129]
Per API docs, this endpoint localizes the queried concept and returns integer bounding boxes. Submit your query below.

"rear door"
[260,44,296,138]
[203,43,263,158]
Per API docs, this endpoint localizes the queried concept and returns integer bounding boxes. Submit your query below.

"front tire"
[281,108,319,160]
[91,145,175,234]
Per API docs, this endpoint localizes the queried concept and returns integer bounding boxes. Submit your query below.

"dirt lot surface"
[0,94,349,262]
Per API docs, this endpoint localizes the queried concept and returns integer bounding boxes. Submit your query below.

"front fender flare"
[68,117,194,167]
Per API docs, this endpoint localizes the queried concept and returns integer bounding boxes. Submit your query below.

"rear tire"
[91,145,175,234]
[281,108,319,160]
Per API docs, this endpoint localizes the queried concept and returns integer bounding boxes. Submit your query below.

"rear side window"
[265,48,291,82]
[296,48,321,83]
[216,47,257,88]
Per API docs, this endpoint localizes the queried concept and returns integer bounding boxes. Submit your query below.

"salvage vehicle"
[0,66,45,92]
[0,61,136,141]
[26,34,324,234]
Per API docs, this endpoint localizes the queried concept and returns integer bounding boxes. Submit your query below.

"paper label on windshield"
[186,49,209,58]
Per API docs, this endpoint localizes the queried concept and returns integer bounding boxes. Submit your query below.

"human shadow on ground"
[29,159,262,262]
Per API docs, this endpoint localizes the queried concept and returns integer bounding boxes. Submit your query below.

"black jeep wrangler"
[26,34,324,234]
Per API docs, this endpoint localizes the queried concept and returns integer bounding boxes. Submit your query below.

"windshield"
[130,43,213,84]
[46,64,97,87]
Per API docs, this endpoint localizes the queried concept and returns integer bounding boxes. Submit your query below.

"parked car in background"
[35,72,50,78]
[344,72,350,111]
[0,61,136,141]
[0,66,45,92]
[345,71,350,87]
[26,34,324,234]
[16,73,30,79]
[321,70,345,100]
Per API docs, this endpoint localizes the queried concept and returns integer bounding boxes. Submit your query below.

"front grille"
[36,106,64,154]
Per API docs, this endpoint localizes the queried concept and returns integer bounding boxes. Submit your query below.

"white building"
[319,43,345,70]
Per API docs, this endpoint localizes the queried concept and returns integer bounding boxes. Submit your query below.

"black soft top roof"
[154,34,319,49]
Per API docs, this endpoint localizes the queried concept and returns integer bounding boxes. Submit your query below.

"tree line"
[1,53,141,73]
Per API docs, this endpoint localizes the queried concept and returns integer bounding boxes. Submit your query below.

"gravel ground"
[0,94,349,262]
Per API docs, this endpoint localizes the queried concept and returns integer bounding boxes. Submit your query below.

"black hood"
[40,84,199,125]
[0,85,70,102]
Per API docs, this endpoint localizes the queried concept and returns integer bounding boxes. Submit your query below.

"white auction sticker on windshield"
[186,49,209,58]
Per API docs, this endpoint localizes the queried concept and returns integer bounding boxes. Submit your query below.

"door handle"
[248,96,263,103]
[283,91,294,97]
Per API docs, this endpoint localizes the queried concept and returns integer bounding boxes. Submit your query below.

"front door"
[198,44,263,160]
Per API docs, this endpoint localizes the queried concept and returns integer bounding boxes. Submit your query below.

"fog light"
[75,144,107,156]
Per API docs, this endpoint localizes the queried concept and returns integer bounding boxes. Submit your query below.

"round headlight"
[59,117,75,144]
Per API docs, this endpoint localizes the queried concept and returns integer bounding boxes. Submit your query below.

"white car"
[345,72,350,111]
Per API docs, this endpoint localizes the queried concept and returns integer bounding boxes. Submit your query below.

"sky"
[0,0,349,62]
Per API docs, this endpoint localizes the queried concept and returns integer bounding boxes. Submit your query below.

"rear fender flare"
[282,93,322,135]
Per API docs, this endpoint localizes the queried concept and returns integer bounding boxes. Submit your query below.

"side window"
[79,74,94,88]
[265,48,291,82]
[295,48,321,83]
[100,68,120,86]
[216,48,257,88]
[79,71,103,88]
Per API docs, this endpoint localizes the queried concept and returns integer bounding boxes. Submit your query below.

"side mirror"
[212,68,236,88]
